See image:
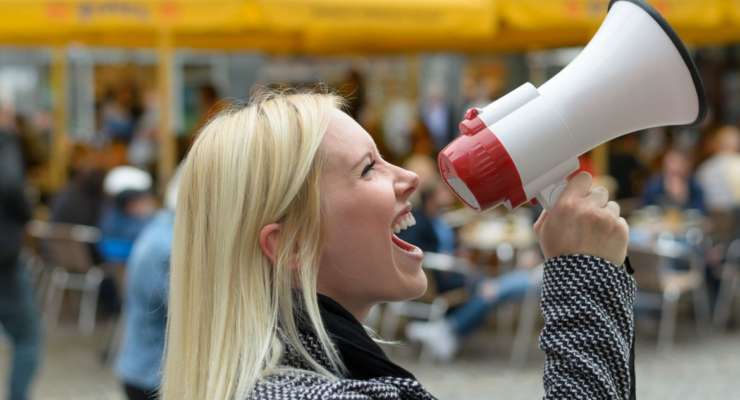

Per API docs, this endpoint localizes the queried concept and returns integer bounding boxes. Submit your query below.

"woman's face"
[317,109,426,317]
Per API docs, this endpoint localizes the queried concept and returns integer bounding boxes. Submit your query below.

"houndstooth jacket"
[250,254,637,400]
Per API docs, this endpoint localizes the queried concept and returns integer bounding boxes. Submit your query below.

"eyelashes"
[361,160,376,177]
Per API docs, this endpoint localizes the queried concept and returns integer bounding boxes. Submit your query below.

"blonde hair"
[161,91,345,400]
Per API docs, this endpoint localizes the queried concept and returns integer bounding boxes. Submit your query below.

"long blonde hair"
[162,92,345,400]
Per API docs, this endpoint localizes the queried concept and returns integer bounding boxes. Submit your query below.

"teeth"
[391,212,416,234]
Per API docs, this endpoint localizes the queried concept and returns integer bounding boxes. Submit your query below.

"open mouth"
[391,233,416,252]
[390,211,420,253]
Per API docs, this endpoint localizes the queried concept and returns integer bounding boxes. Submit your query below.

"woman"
[162,91,635,400]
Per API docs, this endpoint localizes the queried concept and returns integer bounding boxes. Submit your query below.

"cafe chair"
[713,239,740,330]
[629,239,711,352]
[27,220,104,335]
[380,252,472,360]
[509,264,544,367]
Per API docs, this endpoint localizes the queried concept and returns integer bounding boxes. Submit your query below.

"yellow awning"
[253,0,495,37]
[499,0,724,30]
[497,0,732,48]
[0,0,497,52]
[0,0,255,33]
[0,1,738,52]
[252,0,497,53]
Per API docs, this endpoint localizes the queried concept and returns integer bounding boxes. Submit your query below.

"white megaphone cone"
[438,0,707,211]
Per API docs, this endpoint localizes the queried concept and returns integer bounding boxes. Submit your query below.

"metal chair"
[27,220,104,335]
[713,239,740,329]
[509,264,544,367]
[629,238,711,352]
[380,252,472,360]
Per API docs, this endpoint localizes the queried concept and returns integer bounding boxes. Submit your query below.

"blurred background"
[0,0,739,399]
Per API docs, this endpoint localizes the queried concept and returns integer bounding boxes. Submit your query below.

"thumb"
[533,210,548,235]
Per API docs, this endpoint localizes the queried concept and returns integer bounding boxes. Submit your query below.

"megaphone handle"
[536,180,569,210]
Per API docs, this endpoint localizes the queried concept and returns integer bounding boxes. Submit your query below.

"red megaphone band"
[438,127,527,211]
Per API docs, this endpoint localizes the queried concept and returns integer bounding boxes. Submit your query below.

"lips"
[391,233,416,252]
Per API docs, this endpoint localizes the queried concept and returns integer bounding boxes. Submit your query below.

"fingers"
[606,201,620,218]
[561,172,592,201]
[617,216,630,236]
[587,186,609,208]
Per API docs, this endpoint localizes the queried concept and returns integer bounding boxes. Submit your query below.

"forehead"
[322,109,375,168]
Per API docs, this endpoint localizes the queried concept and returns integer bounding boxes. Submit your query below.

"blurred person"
[99,166,157,263]
[161,91,635,400]
[14,114,47,173]
[409,119,435,157]
[180,84,222,160]
[195,84,221,130]
[696,126,740,294]
[609,134,648,199]
[128,89,159,169]
[696,125,740,213]
[0,112,42,400]
[420,84,455,152]
[642,147,706,213]
[98,166,157,318]
[382,96,415,162]
[99,84,140,144]
[399,180,537,361]
[50,167,105,227]
[115,168,181,400]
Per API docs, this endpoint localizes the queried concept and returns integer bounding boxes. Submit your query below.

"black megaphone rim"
[608,0,707,126]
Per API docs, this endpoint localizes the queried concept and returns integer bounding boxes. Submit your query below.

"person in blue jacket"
[115,168,180,400]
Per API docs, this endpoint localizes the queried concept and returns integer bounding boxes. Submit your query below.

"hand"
[534,172,629,266]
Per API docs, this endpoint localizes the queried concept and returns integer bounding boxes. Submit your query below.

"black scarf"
[313,294,417,381]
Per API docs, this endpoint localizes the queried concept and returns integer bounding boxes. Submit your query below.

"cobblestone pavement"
[2,325,739,399]
[396,329,740,399]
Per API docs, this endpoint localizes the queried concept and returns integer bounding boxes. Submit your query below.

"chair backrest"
[27,220,101,274]
[628,245,665,292]
[727,239,740,265]
[418,252,473,305]
[422,252,472,274]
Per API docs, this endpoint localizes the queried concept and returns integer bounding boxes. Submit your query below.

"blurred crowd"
[1,60,739,400]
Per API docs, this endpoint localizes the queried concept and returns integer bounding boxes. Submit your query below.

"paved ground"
[2,323,739,399]
[399,328,740,399]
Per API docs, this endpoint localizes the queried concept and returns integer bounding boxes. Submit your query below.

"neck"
[317,290,372,321]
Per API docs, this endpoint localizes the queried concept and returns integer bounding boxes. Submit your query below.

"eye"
[361,160,376,177]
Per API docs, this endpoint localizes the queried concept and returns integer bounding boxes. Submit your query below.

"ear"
[259,223,281,266]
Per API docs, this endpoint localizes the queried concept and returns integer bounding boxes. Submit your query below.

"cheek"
[321,183,396,269]
[327,183,394,236]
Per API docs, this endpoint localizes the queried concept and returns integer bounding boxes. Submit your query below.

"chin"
[401,270,429,301]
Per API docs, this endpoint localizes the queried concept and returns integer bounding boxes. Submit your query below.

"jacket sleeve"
[539,254,636,400]
[253,375,438,400]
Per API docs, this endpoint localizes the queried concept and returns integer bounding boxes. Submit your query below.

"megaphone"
[438,0,707,211]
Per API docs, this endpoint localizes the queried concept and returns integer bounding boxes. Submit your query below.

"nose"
[393,165,420,202]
